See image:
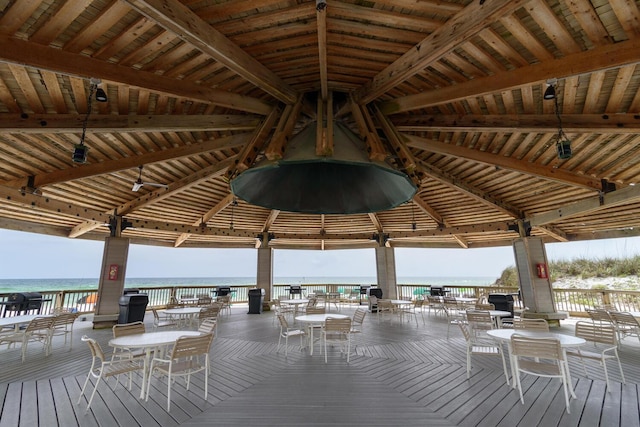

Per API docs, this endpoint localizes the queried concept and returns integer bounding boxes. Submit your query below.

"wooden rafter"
[0,36,272,115]
[121,0,297,104]
[380,38,640,114]
[403,134,602,191]
[174,193,236,247]
[356,0,529,103]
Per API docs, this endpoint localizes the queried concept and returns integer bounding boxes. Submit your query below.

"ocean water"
[0,276,498,294]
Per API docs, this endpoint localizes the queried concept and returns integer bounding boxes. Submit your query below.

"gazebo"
[0,1,639,323]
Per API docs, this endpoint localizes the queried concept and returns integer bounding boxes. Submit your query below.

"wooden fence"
[1,283,639,317]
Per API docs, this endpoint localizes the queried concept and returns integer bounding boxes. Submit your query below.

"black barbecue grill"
[2,292,44,316]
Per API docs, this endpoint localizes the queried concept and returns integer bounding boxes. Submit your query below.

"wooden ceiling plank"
[327,2,441,33]
[29,0,94,45]
[604,65,636,113]
[403,133,601,190]
[0,75,22,113]
[173,193,236,247]
[92,17,157,61]
[0,1,40,34]
[7,64,45,114]
[525,0,582,54]
[1,133,249,189]
[477,27,529,68]
[39,70,67,114]
[608,0,640,37]
[356,0,529,103]
[562,75,580,114]
[380,38,640,114]
[411,195,444,226]
[499,14,554,61]
[0,35,272,115]
[368,213,384,233]
[564,0,613,45]
[582,70,606,113]
[64,0,132,53]
[122,0,297,104]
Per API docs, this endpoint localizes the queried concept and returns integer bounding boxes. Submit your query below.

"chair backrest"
[587,308,612,324]
[369,295,378,305]
[197,296,213,305]
[198,318,217,335]
[112,321,145,338]
[53,312,78,328]
[306,298,317,308]
[277,313,289,329]
[465,310,493,329]
[324,317,351,333]
[609,311,640,327]
[170,333,214,360]
[353,308,367,325]
[427,295,442,305]
[574,321,617,346]
[199,305,221,319]
[26,316,55,333]
[377,300,393,310]
[510,334,563,361]
[443,296,457,308]
[306,307,325,314]
[513,318,549,331]
[474,303,495,310]
[456,321,471,343]
[81,335,105,362]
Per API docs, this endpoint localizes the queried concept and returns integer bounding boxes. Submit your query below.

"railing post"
[601,291,611,307]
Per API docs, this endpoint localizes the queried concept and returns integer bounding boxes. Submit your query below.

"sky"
[2,229,640,280]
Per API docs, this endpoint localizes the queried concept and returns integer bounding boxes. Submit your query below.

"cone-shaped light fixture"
[231,122,417,214]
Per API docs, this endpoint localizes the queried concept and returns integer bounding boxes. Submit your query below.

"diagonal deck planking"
[1,305,639,427]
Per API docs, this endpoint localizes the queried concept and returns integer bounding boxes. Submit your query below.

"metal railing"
[1,283,639,318]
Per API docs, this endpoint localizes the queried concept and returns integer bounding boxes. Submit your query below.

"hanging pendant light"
[73,78,108,164]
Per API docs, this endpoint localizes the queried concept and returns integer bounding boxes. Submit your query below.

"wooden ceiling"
[0,0,639,250]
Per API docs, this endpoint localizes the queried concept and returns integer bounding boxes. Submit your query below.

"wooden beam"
[415,159,523,219]
[348,95,387,161]
[527,184,640,226]
[317,3,328,101]
[403,133,602,190]
[225,107,281,181]
[262,210,280,232]
[392,113,640,134]
[174,193,236,247]
[69,157,236,238]
[368,213,384,233]
[356,0,529,103]
[265,94,304,160]
[122,0,297,104]
[0,35,272,115]
[0,114,261,133]
[380,38,640,114]
[1,133,250,189]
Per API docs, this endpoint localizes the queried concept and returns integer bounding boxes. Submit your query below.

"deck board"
[1,306,639,426]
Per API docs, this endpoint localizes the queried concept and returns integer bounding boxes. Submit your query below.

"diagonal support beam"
[356,0,529,103]
[403,133,602,190]
[380,38,640,114]
[122,0,297,104]
[0,35,272,115]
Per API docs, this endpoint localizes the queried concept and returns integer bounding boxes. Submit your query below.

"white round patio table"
[295,313,349,355]
[164,306,202,327]
[486,329,586,396]
[109,330,203,398]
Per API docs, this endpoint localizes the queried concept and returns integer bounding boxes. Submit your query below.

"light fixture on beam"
[73,78,108,164]
[543,78,557,100]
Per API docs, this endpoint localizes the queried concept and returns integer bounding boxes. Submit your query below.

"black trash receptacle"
[248,288,265,314]
[488,293,515,323]
[118,293,149,324]
[123,288,140,295]
[359,285,371,305]
[368,288,383,312]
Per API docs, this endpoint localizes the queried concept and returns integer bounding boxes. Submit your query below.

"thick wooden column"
[93,236,129,329]
[375,245,397,299]
[513,237,567,325]
[256,245,273,303]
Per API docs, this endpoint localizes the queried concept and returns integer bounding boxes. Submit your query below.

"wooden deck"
[1,306,639,427]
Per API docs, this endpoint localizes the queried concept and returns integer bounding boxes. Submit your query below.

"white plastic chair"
[77,336,142,412]
[457,321,508,383]
[276,313,306,356]
[322,317,352,363]
[145,333,215,411]
[566,321,625,390]
[510,334,572,413]
[0,316,54,362]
